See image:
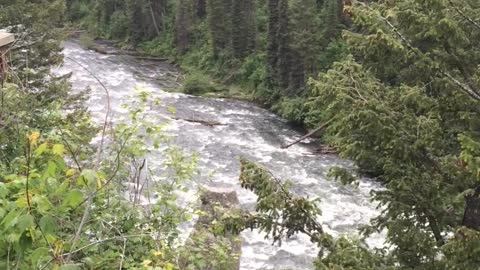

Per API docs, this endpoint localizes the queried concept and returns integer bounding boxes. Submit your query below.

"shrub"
[182,73,221,95]
[79,33,95,49]
[109,10,129,39]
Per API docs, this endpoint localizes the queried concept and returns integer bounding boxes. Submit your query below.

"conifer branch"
[358,2,480,102]
[447,0,480,32]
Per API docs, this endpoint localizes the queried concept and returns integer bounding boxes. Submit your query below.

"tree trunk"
[463,186,480,231]
[196,0,206,18]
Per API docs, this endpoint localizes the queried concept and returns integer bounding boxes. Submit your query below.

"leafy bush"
[272,97,307,124]
[79,33,95,49]
[182,73,222,95]
[139,34,176,57]
[67,0,90,22]
[109,10,129,39]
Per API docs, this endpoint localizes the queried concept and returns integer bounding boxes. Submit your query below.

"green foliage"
[79,33,95,49]
[179,230,240,270]
[182,73,223,95]
[442,227,480,269]
[66,0,344,103]
[206,0,232,56]
[236,158,325,245]
[39,0,480,268]
[0,89,202,269]
[271,97,307,124]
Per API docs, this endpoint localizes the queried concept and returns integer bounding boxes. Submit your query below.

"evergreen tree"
[175,0,192,54]
[206,0,231,56]
[276,0,291,91]
[291,0,322,75]
[231,0,256,59]
[266,0,291,90]
[304,0,480,268]
[322,0,343,42]
[266,0,280,87]
[195,0,206,19]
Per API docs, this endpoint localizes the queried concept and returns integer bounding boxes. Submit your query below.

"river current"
[56,41,383,270]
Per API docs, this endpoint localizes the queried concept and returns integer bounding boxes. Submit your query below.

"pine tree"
[290,0,321,76]
[231,0,256,59]
[195,0,206,19]
[266,0,280,87]
[276,0,291,91]
[305,0,480,268]
[322,0,343,41]
[207,0,231,56]
[175,0,192,54]
[244,0,256,53]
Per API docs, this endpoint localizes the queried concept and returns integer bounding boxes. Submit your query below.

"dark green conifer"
[175,0,192,54]
[207,0,231,56]
[231,0,256,59]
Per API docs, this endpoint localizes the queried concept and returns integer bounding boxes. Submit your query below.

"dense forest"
[1,0,480,269]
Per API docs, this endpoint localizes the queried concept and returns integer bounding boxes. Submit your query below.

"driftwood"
[307,145,338,155]
[281,118,334,149]
[172,117,226,127]
[134,56,169,61]
[92,45,169,61]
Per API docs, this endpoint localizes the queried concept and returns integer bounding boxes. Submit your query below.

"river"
[55,41,383,270]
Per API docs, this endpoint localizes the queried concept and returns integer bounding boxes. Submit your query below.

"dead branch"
[308,145,338,155]
[91,45,169,61]
[171,116,226,127]
[65,56,111,262]
[281,118,334,149]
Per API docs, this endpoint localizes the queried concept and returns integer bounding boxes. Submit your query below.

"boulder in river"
[179,187,242,270]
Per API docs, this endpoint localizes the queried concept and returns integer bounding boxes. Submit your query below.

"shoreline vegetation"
[1,0,480,269]
[75,32,259,102]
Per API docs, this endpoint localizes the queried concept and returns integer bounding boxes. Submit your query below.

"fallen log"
[91,45,169,61]
[135,56,170,61]
[172,117,226,127]
[281,118,334,149]
[310,145,338,155]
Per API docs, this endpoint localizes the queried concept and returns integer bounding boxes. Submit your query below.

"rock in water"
[179,187,242,270]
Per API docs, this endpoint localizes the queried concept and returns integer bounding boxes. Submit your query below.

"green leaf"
[44,161,58,178]
[34,143,48,156]
[55,180,69,195]
[30,247,51,264]
[39,215,57,234]
[58,264,82,270]
[1,209,20,228]
[17,214,34,232]
[32,195,53,214]
[63,190,83,208]
[0,183,7,199]
[52,144,65,156]
[79,169,97,187]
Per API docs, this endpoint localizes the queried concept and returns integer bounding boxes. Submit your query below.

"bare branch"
[281,118,334,149]
[448,0,480,32]
[65,56,112,262]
